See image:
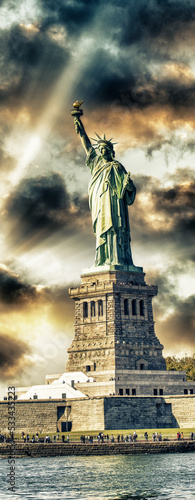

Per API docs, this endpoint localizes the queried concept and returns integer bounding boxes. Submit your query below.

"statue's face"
[99,145,112,160]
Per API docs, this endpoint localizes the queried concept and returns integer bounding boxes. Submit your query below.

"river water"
[0,452,194,500]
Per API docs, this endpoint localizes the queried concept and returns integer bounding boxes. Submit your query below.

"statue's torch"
[71,100,84,134]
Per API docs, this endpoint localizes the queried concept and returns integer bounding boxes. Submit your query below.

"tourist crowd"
[0,431,194,443]
[19,430,195,443]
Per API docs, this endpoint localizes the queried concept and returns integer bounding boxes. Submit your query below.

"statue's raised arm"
[74,116,92,154]
[71,100,91,154]
[70,101,137,270]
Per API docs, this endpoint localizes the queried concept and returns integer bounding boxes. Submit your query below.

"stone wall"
[103,395,195,429]
[0,400,65,434]
[0,397,105,433]
[104,397,173,429]
[165,395,195,428]
[1,441,195,459]
[70,398,105,431]
[0,395,194,433]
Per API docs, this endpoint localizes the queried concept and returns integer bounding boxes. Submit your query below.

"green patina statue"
[71,103,136,268]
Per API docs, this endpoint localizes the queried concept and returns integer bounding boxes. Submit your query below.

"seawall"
[1,440,195,458]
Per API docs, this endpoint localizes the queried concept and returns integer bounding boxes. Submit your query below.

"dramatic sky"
[0,0,195,397]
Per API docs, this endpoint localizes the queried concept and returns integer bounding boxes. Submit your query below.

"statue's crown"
[91,133,117,150]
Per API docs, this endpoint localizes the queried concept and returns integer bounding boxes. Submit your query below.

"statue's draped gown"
[86,147,136,266]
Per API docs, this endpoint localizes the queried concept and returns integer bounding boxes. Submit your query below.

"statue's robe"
[86,147,136,266]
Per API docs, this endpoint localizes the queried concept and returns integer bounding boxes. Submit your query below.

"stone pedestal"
[66,269,166,388]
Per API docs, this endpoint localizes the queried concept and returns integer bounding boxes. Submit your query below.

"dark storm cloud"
[0,266,36,306]
[5,173,70,239]
[160,294,195,349]
[1,0,195,137]
[72,46,195,113]
[40,0,99,33]
[131,171,195,262]
[157,292,195,351]
[117,0,195,45]
[4,173,90,249]
[0,23,69,116]
[145,270,195,350]
[151,180,195,253]
[0,332,30,379]
[0,261,74,316]
[40,0,195,41]
[153,183,195,216]
[71,48,137,109]
[37,0,195,115]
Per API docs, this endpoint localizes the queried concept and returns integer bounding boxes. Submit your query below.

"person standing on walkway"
[133,431,137,442]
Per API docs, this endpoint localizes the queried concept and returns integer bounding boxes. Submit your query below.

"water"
[0,453,194,500]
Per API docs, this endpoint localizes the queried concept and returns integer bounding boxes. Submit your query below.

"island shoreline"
[0,440,194,459]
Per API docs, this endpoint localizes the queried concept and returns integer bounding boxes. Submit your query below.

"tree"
[165,355,195,381]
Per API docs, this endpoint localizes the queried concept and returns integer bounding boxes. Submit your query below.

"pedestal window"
[140,300,144,316]
[124,298,129,315]
[83,302,88,318]
[132,299,137,315]
[98,300,103,316]
[91,301,96,317]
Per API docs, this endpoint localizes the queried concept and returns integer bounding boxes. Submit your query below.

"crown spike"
[95,132,102,139]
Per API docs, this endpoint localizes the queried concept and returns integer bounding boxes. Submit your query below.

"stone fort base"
[0,395,194,433]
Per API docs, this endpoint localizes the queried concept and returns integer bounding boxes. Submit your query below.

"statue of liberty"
[71,102,136,269]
